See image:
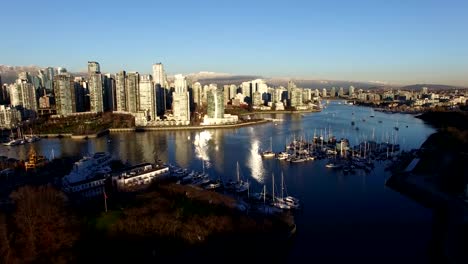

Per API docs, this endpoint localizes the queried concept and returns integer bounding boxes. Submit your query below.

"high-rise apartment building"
[103,74,115,111]
[152,63,166,87]
[74,77,87,112]
[172,74,190,122]
[9,80,37,118]
[138,74,156,121]
[115,71,127,111]
[349,86,355,96]
[207,86,224,119]
[330,87,336,97]
[88,61,104,113]
[291,88,303,108]
[192,82,202,107]
[88,61,100,74]
[125,72,139,113]
[89,73,104,113]
[53,74,76,115]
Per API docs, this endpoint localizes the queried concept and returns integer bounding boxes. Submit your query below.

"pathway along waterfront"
[0,100,437,263]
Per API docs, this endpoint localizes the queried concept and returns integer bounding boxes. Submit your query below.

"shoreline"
[37,119,271,138]
[236,108,321,116]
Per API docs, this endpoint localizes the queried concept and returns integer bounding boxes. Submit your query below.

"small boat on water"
[261,137,276,158]
[325,162,342,169]
[276,151,289,160]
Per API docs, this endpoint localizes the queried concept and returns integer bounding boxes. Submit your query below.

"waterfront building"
[302,89,312,103]
[172,74,190,124]
[338,87,344,97]
[275,101,285,110]
[330,87,336,97]
[88,73,104,113]
[223,85,230,105]
[112,163,170,192]
[53,74,76,116]
[349,86,355,96]
[241,81,251,98]
[115,71,126,112]
[291,88,303,108]
[232,93,246,106]
[322,88,327,98]
[192,82,202,107]
[202,85,209,104]
[138,74,157,123]
[9,80,37,118]
[252,91,263,107]
[125,72,139,113]
[103,74,116,111]
[152,63,166,87]
[229,84,237,101]
[74,77,87,112]
[87,61,104,113]
[207,86,224,119]
[0,105,21,129]
[287,80,297,100]
[202,86,238,125]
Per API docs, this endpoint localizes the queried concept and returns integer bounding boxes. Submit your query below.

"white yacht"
[276,151,290,160]
[62,152,112,196]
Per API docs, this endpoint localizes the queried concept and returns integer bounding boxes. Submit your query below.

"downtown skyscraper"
[88,61,104,113]
[53,74,76,115]
[172,74,190,123]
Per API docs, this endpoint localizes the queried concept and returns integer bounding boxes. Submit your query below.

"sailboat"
[278,172,300,209]
[271,173,291,210]
[261,137,275,158]
[234,161,249,193]
[25,128,40,143]
[4,128,25,146]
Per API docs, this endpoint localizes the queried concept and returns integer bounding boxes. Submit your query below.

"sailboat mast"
[281,172,284,200]
[272,173,275,201]
[236,161,240,182]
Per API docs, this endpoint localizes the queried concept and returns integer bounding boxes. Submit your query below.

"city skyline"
[1,0,468,86]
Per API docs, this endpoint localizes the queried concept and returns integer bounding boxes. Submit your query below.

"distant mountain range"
[400,84,467,91]
[0,65,43,84]
[1,65,465,90]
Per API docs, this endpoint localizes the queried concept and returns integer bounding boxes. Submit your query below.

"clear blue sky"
[2,0,468,85]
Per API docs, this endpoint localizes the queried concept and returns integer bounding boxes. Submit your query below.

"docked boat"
[62,152,113,197]
[325,162,342,169]
[290,156,306,163]
[3,138,22,146]
[276,151,290,160]
[112,163,170,191]
[234,161,249,193]
[204,179,223,190]
[261,137,276,158]
[261,151,276,158]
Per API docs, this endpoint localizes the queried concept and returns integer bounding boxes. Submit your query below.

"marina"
[0,100,437,262]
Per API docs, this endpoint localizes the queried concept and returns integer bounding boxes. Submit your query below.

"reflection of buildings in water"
[173,131,193,168]
[247,138,265,184]
[117,133,144,164]
[210,130,224,173]
[152,132,169,162]
[194,130,212,163]
[138,132,166,163]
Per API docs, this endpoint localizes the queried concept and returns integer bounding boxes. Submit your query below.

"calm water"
[1,100,437,263]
